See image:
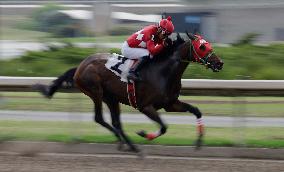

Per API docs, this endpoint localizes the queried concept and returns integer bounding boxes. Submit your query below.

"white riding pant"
[121,41,150,59]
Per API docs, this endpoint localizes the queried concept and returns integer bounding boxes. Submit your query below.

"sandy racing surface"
[0,152,283,172]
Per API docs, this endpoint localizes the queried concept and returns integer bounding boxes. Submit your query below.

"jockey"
[121,16,174,81]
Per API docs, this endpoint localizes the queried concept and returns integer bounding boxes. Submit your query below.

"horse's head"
[181,32,224,72]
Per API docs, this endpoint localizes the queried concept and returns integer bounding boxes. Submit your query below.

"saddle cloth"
[105,53,135,83]
[105,53,137,108]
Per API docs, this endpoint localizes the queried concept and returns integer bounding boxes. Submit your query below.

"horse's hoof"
[123,146,140,153]
[131,146,141,153]
[136,149,145,159]
[194,137,203,150]
[136,130,147,138]
[117,142,125,151]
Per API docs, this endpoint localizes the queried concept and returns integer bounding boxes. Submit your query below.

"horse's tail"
[33,67,77,98]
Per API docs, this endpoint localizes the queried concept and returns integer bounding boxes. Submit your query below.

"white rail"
[1,76,284,95]
[0,76,56,86]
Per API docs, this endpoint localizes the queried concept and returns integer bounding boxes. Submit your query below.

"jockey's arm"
[146,40,164,56]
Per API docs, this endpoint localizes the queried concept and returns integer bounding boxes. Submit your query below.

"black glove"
[163,38,173,47]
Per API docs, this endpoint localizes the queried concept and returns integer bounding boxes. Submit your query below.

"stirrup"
[127,72,141,81]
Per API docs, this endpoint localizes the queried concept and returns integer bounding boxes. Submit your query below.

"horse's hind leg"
[104,98,123,150]
[76,77,121,143]
[105,98,139,153]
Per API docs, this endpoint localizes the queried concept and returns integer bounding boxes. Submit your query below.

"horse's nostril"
[216,62,223,70]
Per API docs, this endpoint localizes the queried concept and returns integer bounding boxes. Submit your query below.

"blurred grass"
[0,27,127,42]
[1,15,50,40]
[2,13,284,79]
[1,27,51,40]
[0,14,127,42]
[1,92,284,117]
[182,44,284,80]
[2,41,284,80]
[0,45,121,76]
[55,35,128,43]
[0,26,127,42]
[2,15,284,80]
[0,120,283,148]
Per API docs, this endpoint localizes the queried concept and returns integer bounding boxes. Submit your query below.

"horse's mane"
[151,34,186,62]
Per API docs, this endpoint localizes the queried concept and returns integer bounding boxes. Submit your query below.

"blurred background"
[0,0,283,150]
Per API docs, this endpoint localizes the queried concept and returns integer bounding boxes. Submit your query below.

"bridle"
[181,39,214,68]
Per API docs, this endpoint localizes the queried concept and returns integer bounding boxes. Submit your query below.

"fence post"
[232,75,251,147]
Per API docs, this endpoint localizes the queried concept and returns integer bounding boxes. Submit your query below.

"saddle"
[105,53,137,108]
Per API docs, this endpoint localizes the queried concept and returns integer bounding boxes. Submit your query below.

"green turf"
[56,35,128,43]
[1,92,284,117]
[0,120,283,148]
[0,14,127,42]
[0,27,50,40]
[0,26,126,42]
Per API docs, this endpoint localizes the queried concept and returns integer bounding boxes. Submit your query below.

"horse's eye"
[199,44,206,51]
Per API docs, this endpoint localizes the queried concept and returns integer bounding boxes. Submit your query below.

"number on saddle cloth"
[105,53,135,83]
[110,55,127,74]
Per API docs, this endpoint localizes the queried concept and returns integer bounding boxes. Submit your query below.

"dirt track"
[0,153,283,172]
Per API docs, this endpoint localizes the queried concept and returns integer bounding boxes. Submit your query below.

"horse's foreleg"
[164,100,204,148]
[105,99,139,153]
[138,105,167,140]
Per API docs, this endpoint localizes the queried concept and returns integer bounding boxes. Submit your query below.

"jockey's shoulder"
[143,25,158,33]
[141,25,158,40]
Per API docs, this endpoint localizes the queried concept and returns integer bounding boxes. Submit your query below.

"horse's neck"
[153,52,189,95]
[167,57,189,89]
[168,43,191,82]
[143,42,190,94]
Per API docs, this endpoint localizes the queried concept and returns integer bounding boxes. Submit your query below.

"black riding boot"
[127,56,150,81]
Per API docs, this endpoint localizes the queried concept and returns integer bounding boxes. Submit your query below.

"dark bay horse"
[34,33,223,153]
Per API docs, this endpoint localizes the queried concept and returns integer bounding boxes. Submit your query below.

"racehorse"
[34,32,223,153]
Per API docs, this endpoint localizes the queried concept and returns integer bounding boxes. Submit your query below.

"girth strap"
[127,81,137,108]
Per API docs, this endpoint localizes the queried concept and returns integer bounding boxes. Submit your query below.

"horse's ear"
[185,31,196,40]
[161,13,166,19]
[176,32,182,41]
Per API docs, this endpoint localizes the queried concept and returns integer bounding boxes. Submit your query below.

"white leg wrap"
[196,118,204,126]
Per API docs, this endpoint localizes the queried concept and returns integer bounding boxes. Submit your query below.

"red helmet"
[158,16,174,35]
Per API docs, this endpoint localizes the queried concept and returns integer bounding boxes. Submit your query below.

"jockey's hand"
[163,38,173,47]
